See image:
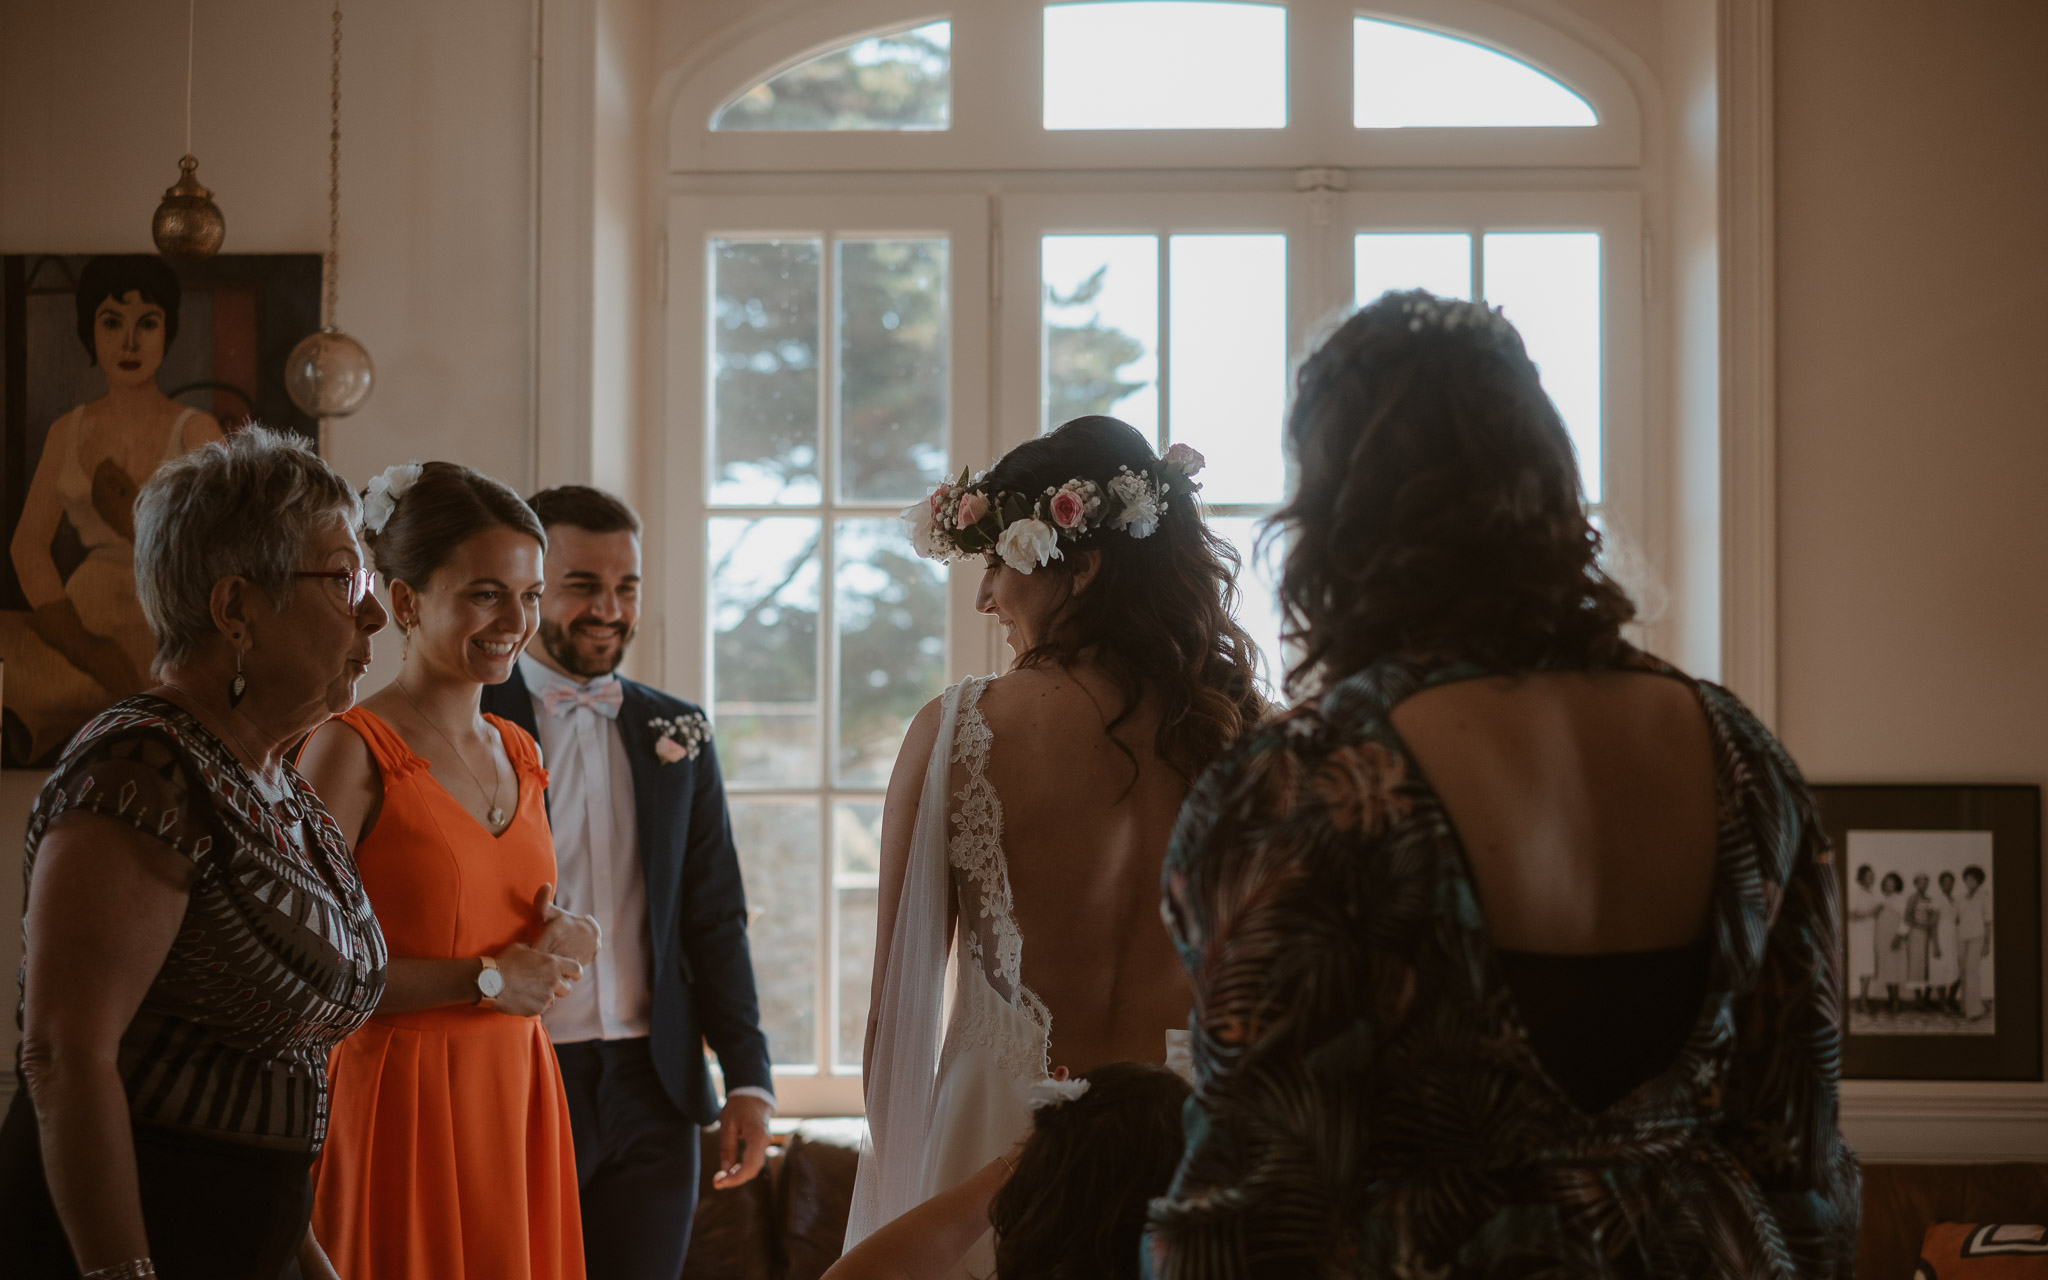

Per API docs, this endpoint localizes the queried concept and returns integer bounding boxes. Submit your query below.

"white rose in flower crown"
[996,517,1061,573]
[362,462,424,534]
[902,492,948,560]
[1107,469,1162,539]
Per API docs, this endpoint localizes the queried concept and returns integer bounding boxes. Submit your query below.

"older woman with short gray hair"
[0,426,390,1280]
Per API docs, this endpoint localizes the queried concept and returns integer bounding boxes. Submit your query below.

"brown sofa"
[681,1136,2048,1280]
[683,1119,864,1280]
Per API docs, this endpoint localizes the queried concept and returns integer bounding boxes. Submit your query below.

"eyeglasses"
[295,567,378,615]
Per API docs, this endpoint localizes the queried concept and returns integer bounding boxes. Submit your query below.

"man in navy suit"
[484,486,773,1280]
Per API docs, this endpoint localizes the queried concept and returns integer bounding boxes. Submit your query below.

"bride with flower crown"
[845,417,1268,1270]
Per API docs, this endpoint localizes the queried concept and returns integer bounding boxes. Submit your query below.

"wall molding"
[1717,0,1776,726]
[1843,1083,2048,1162]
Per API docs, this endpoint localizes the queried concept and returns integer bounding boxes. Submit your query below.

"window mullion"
[816,232,841,1080]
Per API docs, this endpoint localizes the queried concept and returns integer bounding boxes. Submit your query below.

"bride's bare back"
[973,664,1191,1074]
[869,662,1191,1080]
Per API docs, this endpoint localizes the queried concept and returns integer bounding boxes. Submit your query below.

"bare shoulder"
[298,715,375,785]
[974,666,1090,740]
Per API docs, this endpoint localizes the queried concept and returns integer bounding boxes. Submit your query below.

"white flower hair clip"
[362,462,424,534]
[1026,1075,1091,1112]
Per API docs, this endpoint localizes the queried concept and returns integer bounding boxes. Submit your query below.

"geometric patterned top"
[19,696,387,1152]
[1145,647,1861,1279]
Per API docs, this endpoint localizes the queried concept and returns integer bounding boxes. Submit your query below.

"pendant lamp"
[287,1,374,418]
[152,1,225,259]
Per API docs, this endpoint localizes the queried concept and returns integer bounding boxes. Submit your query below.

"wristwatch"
[476,955,506,1010]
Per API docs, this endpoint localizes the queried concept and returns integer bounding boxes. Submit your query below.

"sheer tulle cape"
[844,681,967,1247]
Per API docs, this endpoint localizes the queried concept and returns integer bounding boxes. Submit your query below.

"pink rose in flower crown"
[1049,489,1087,530]
[1162,443,1206,477]
[654,737,688,764]
[955,491,990,528]
[929,487,949,521]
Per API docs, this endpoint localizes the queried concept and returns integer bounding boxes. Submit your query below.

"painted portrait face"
[1856,866,1875,888]
[93,290,169,388]
[1913,873,1930,892]
[1939,872,1956,893]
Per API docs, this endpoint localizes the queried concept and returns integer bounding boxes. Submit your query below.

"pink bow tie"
[540,681,624,718]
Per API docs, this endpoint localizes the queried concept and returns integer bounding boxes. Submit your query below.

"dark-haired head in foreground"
[1271,290,1635,694]
[990,1062,1190,1280]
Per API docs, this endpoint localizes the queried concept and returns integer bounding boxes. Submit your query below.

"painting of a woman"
[0,255,223,761]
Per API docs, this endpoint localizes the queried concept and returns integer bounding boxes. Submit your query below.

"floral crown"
[903,443,1205,574]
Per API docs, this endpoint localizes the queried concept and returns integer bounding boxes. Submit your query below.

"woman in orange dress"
[301,462,600,1280]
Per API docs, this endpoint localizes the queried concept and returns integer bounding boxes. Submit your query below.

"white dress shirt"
[523,653,654,1044]
[522,654,775,1109]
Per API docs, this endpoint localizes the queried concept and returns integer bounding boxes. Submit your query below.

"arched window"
[662,0,1651,1113]
[710,21,951,131]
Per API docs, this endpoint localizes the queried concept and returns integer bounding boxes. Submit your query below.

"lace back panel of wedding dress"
[844,677,1053,1261]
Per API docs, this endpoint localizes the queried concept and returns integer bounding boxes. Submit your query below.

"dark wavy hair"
[985,416,1267,783]
[989,1062,1189,1280]
[1270,291,1636,695]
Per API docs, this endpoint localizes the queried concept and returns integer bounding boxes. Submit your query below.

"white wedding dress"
[844,676,1051,1273]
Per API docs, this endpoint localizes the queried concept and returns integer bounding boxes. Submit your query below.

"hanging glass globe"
[286,326,375,417]
[152,155,226,259]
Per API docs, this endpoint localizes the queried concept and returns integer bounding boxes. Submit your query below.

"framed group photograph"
[1814,784,2041,1081]
[0,252,320,766]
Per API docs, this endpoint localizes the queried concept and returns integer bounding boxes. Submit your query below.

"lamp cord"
[184,0,195,157]
[325,1,342,330]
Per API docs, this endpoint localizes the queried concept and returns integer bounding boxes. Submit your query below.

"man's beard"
[539,616,634,679]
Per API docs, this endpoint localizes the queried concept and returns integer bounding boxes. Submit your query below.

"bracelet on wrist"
[83,1260,156,1280]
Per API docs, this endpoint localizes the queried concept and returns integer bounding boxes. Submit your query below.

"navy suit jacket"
[484,665,773,1125]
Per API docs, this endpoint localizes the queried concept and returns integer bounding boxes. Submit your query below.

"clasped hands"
[487,883,603,1017]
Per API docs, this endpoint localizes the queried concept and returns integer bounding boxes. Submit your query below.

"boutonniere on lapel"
[648,713,711,765]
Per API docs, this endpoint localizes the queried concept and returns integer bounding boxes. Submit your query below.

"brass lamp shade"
[151,155,225,259]
[286,327,375,417]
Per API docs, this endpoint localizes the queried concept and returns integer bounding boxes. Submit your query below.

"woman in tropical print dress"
[1143,292,1859,1278]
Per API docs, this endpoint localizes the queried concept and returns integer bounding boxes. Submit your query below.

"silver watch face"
[479,965,507,999]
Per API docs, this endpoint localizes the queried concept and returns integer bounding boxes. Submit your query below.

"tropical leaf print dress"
[1143,649,1860,1279]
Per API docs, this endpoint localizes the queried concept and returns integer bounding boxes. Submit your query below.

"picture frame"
[1814,784,2041,1081]
[0,252,320,767]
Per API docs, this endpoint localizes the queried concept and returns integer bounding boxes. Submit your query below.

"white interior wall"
[1776,0,2048,1159]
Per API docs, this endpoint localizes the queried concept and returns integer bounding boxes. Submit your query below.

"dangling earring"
[229,640,248,707]
[401,628,411,663]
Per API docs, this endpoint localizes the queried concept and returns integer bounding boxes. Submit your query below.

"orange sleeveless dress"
[311,707,585,1280]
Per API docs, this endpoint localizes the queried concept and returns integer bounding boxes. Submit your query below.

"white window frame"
[664,193,991,1116]
[661,1,1658,1115]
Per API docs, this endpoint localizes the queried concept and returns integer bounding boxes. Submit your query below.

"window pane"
[1211,516,1283,700]
[1355,232,1472,306]
[1044,3,1286,130]
[1354,19,1596,128]
[711,240,822,504]
[1483,232,1602,501]
[839,239,949,502]
[836,518,948,787]
[710,517,821,784]
[1168,234,1286,505]
[834,801,883,1069]
[1042,235,1159,440]
[712,21,950,132]
[730,798,820,1069]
